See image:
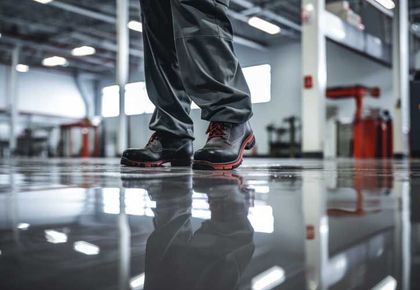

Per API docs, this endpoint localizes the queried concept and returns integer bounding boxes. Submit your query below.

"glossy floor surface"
[0,158,419,290]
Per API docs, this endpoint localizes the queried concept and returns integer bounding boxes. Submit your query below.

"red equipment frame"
[326,85,384,158]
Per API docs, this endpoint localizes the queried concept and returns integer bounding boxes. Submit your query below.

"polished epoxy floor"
[0,158,418,290]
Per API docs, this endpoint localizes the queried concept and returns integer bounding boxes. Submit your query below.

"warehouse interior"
[0,0,420,289]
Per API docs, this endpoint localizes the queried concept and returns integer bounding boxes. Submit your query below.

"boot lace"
[207,122,227,140]
[146,132,160,147]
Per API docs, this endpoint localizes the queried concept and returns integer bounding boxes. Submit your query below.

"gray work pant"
[140,0,253,140]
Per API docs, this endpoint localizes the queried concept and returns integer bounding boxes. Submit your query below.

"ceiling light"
[42,56,68,67]
[130,273,145,290]
[251,266,285,290]
[74,241,100,255]
[33,0,54,4]
[128,21,143,32]
[71,46,96,56]
[16,64,29,73]
[45,230,68,244]
[17,223,30,230]
[371,276,397,290]
[374,0,395,9]
[248,17,281,35]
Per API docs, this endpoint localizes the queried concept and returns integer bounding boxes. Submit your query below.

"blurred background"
[0,0,419,160]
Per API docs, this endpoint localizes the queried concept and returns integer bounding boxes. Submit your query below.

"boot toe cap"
[194,149,236,163]
[122,149,157,162]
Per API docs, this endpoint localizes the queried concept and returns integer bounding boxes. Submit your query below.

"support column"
[116,0,129,155]
[118,189,131,290]
[301,0,327,158]
[75,73,94,118]
[302,171,328,290]
[393,0,410,157]
[8,46,20,155]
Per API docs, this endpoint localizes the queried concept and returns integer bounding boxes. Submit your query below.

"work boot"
[193,121,255,170]
[121,132,193,167]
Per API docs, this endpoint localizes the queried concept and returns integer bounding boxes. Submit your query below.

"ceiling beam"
[231,0,301,32]
[49,1,116,24]
[37,0,268,51]
[0,12,143,61]
[1,34,114,70]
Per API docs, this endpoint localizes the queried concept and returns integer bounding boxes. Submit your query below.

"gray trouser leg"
[170,0,253,124]
[141,0,194,139]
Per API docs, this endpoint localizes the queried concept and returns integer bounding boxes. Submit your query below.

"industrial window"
[125,82,155,115]
[101,64,271,117]
[101,85,119,118]
[243,64,271,104]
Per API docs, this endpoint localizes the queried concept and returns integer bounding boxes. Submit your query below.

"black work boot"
[193,121,255,170]
[121,132,193,167]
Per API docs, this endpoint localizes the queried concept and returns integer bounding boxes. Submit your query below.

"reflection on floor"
[0,158,418,290]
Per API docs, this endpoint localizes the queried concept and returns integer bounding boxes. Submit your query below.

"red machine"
[60,119,101,158]
[327,85,392,159]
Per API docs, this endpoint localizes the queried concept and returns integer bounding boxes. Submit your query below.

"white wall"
[0,64,86,118]
[103,39,393,156]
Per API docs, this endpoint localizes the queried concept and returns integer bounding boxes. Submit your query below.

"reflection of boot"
[187,173,255,290]
[144,172,255,290]
[121,174,192,198]
[193,172,254,214]
[143,175,193,290]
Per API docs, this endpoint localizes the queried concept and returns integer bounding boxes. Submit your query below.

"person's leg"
[170,0,252,124]
[170,0,255,170]
[121,0,194,167]
[141,0,194,139]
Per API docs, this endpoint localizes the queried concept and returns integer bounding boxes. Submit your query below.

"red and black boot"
[193,121,255,170]
[121,132,193,167]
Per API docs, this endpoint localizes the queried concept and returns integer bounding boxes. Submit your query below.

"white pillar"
[302,171,329,290]
[8,46,20,155]
[118,189,131,290]
[301,0,327,158]
[393,0,409,157]
[116,0,129,155]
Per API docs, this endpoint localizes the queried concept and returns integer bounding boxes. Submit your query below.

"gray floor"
[0,158,418,290]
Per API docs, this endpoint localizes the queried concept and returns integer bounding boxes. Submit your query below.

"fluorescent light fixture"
[248,17,281,35]
[374,0,395,9]
[130,273,145,290]
[17,223,30,230]
[251,266,286,290]
[42,56,68,67]
[71,46,96,56]
[16,64,29,72]
[45,230,68,244]
[74,241,100,255]
[128,21,143,32]
[33,0,54,3]
[304,3,315,12]
[371,276,397,290]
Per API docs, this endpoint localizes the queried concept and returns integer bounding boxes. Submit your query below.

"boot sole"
[120,157,192,168]
[192,134,256,170]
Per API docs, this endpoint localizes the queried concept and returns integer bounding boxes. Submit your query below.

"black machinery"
[266,116,301,158]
